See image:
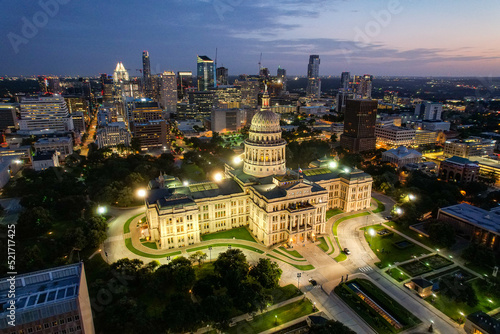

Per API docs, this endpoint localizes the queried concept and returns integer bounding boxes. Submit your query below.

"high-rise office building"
[234,77,260,107]
[19,94,74,132]
[96,122,131,149]
[129,99,169,151]
[177,71,193,100]
[216,67,228,86]
[415,102,443,121]
[340,72,350,90]
[0,103,19,131]
[306,55,321,98]
[159,71,177,113]
[189,91,215,119]
[212,85,242,109]
[359,75,373,99]
[277,66,287,91]
[197,55,215,91]
[113,62,129,82]
[340,99,378,153]
[0,263,95,333]
[142,51,152,97]
[100,73,114,103]
[259,67,270,79]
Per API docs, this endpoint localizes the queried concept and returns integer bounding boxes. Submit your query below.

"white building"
[382,146,422,168]
[32,151,60,171]
[19,95,73,132]
[95,122,131,149]
[113,62,129,82]
[34,137,73,160]
[415,102,442,120]
[146,89,373,249]
[421,120,450,131]
[375,125,416,148]
[444,137,496,158]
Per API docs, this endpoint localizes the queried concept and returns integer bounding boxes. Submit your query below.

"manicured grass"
[141,241,158,250]
[272,249,307,262]
[332,212,370,235]
[335,278,420,333]
[425,278,499,322]
[84,252,110,284]
[326,236,335,255]
[326,208,343,220]
[317,237,329,252]
[201,227,257,243]
[464,262,493,278]
[124,238,181,258]
[421,254,454,270]
[269,284,302,304]
[399,255,454,277]
[386,267,410,282]
[186,243,264,254]
[278,246,304,259]
[333,236,347,262]
[227,299,314,334]
[123,213,145,234]
[384,221,437,249]
[361,224,431,269]
[372,198,385,213]
[424,266,476,282]
[266,254,315,271]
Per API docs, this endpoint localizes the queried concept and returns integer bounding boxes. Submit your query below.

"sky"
[1,0,499,77]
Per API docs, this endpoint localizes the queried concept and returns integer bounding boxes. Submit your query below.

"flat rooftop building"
[0,263,94,333]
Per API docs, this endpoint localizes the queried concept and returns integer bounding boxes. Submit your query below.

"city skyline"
[1,0,500,77]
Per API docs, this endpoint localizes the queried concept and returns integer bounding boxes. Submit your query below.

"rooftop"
[439,203,500,234]
[383,146,422,159]
[444,156,479,165]
[0,263,83,328]
[467,311,500,334]
[33,151,57,161]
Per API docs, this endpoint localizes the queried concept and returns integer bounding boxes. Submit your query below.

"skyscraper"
[277,66,287,91]
[113,62,129,82]
[197,55,215,91]
[216,66,228,86]
[359,74,373,99]
[142,51,152,97]
[306,55,321,98]
[340,72,350,90]
[159,71,177,113]
[340,99,378,153]
[177,71,193,100]
[19,94,74,132]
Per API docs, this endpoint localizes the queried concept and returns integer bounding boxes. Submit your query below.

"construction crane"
[258,52,262,74]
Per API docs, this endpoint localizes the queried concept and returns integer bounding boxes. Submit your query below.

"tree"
[331,133,338,143]
[214,249,250,292]
[424,220,456,248]
[167,256,196,290]
[16,206,52,237]
[130,137,142,153]
[200,294,233,330]
[189,251,208,267]
[309,319,356,334]
[249,258,282,289]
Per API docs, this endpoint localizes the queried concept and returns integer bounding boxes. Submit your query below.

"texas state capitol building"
[145,90,373,250]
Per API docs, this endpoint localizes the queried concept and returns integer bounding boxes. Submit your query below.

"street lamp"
[183,180,189,186]
[395,207,403,215]
[368,228,376,243]
[213,172,223,182]
[97,206,106,215]
[408,194,416,201]
[233,156,242,164]
[329,161,338,169]
[137,188,147,198]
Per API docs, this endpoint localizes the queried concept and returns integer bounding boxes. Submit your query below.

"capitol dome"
[243,87,287,178]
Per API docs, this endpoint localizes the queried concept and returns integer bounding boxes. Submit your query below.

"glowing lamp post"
[213,172,223,182]
[233,156,242,164]
[329,161,338,169]
[368,228,376,243]
[137,188,147,199]
[97,206,107,215]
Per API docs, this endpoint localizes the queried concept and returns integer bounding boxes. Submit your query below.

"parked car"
[308,278,317,286]
[385,215,393,220]
[343,248,351,255]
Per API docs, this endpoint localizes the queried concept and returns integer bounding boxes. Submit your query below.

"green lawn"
[317,237,329,252]
[272,249,307,262]
[124,238,181,258]
[384,221,437,250]
[386,267,410,282]
[227,299,314,334]
[464,262,493,278]
[269,284,302,304]
[332,212,370,235]
[266,254,315,271]
[361,224,431,269]
[399,255,454,277]
[201,227,257,243]
[333,236,347,262]
[186,243,264,254]
[326,208,343,220]
[123,213,145,234]
[84,252,110,284]
[373,198,385,213]
[425,278,499,322]
[278,246,304,259]
[141,241,158,250]
[326,236,336,255]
